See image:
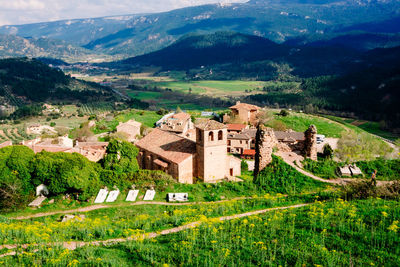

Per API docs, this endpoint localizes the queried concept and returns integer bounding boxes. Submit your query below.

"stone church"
[136,119,241,184]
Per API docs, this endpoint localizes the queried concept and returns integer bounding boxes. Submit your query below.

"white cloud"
[0,0,247,26]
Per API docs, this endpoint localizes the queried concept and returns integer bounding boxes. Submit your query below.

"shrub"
[125,169,176,191]
[322,143,333,159]
[279,109,289,116]
[241,159,248,172]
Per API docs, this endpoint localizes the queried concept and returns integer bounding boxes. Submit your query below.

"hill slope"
[0,34,112,63]
[0,58,115,107]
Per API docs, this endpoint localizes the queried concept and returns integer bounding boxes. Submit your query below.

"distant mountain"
[115,32,359,78]
[0,0,398,57]
[0,15,138,46]
[0,34,112,63]
[0,58,115,107]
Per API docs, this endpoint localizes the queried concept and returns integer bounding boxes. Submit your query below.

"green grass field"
[322,115,399,141]
[272,113,347,138]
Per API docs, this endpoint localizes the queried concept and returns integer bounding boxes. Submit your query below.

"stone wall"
[303,125,318,161]
[254,125,278,178]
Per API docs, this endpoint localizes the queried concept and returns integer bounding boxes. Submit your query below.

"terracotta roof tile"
[243,149,256,156]
[136,128,196,164]
[195,119,227,131]
[227,124,247,131]
[172,112,191,120]
[229,102,260,111]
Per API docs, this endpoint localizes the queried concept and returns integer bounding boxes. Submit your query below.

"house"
[116,120,142,142]
[158,112,193,135]
[136,120,241,184]
[227,124,248,134]
[225,101,260,125]
[23,137,108,162]
[227,133,252,154]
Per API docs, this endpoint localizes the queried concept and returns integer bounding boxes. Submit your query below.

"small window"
[208,131,214,141]
[218,130,223,140]
[198,130,202,141]
[227,140,231,146]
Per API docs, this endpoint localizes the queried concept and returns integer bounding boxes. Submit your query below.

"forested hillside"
[0,58,115,107]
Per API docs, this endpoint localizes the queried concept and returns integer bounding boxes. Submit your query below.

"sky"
[0,0,247,26]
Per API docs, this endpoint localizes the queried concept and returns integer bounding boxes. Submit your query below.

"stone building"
[227,132,252,154]
[136,120,241,184]
[116,119,142,142]
[224,101,260,125]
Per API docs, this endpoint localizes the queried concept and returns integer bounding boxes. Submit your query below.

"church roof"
[136,129,196,164]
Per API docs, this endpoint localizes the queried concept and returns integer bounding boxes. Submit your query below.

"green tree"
[31,151,101,200]
[100,139,139,188]
[0,146,35,210]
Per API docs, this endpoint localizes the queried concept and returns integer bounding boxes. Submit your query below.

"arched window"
[208,131,214,141]
[218,130,223,140]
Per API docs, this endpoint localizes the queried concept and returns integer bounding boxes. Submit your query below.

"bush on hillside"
[254,155,325,194]
[31,151,101,200]
[0,146,35,210]
[125,169,176,191]
[336,131,393,162]
[357,158,400,181]
[342,180,400,200]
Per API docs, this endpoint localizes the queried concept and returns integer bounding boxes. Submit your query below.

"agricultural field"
[151,80,298,97]
[0,126,36,143]
[78,103,114,115]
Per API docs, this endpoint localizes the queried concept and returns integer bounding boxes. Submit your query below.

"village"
[0,100,367,206]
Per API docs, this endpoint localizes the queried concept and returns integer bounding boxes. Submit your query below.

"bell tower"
[195,119,228,182]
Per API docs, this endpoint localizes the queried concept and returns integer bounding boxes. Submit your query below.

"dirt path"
[0,203,309,256]
[11,198,251,220]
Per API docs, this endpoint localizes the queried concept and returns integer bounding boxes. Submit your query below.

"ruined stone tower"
[254,125,278,179]
[303,125,317,161]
